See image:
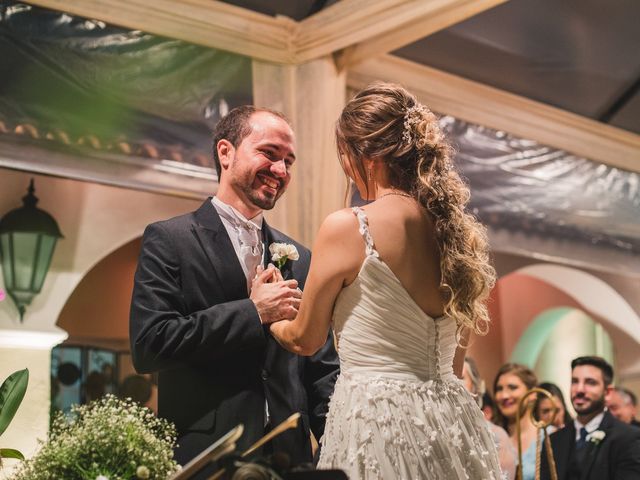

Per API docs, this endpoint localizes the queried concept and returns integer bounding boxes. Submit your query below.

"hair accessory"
[402,103,430,145]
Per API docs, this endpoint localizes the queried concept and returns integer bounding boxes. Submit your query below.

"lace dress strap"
[351,207,379,258]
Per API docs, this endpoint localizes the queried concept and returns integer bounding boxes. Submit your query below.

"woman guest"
[535,382,572,430]
[493,363,538,480]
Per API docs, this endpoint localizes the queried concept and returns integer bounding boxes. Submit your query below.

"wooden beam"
[296,0,508,66]
[25,0,297,64]
[25,0,507,68]
[348,55,640,172]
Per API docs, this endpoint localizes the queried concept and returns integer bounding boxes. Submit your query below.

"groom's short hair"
[571,356,614,387]
[212,105,290,179]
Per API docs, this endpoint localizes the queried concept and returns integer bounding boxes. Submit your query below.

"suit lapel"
[261,221,295,367]
[262,221,294,279]
[555,424,575,479]
[192,199,248,300]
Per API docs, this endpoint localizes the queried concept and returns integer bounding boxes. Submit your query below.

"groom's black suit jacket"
[130,199,339,469]
[541,410,640,480]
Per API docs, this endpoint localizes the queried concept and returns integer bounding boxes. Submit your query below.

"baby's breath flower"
[11,394,179,480]
[136,465,150,479]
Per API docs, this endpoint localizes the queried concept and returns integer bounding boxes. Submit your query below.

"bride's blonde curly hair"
[336,82,496,337]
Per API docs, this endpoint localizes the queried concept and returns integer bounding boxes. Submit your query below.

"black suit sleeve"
[130,222,265,373]
[614,431,640,479]
[303,331,340,441]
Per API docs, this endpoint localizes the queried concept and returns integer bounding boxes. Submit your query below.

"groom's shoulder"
[146,200,210,233]
[145,210,197,234]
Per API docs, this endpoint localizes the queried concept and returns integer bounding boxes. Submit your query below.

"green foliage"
[11,395,179,480]
[0,368,29,467]
[0,449,24,461]
[0,369,29,437]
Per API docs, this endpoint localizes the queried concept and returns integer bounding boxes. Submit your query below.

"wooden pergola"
[25,0,640,246]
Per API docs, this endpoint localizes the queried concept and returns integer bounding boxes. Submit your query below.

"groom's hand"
[251,266,301,324]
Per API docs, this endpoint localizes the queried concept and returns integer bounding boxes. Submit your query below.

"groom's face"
[219,112,296,214]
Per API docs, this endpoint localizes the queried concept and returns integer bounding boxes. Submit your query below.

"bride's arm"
[269,209,361,356]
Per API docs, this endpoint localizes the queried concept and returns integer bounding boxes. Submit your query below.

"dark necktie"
[575,427,588,450]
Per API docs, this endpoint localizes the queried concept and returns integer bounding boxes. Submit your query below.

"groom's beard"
[572,393,605,417]
[243,172,287,210]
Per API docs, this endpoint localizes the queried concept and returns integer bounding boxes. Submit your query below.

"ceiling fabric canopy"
[393,0,640,134]
[349,113,640,267]
[0,1,253,175]
[441,116,640,256]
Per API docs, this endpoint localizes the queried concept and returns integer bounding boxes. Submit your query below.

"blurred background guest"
[607,386,639,427]
[536,382,572,430]
[541,356,640,480]
[119,374,155,413]
[482,392,496,423]
[463,357,516,480]
[83,370,107,403]
[493,363,538,480]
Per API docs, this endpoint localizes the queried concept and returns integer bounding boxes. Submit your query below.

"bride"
[264,82,503,479]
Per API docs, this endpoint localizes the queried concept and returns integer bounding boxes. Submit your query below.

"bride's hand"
[254,264,284,283]
[270,265,285,282]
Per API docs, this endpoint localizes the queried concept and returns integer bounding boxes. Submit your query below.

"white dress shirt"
[574,410,605,441]
[211,196,264,292]
[211,197,270,425]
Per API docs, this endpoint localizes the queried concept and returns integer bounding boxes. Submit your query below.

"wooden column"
[252,57,347,248]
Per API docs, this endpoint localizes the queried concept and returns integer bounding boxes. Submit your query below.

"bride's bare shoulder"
[314,208,365,275]
[318,208,359,238]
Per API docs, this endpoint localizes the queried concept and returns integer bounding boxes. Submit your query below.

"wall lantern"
[0,179,63,321]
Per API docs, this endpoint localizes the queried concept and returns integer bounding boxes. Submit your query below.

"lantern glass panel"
[33,234,57,291]
[12,232,39,290]
[0,233,14,286]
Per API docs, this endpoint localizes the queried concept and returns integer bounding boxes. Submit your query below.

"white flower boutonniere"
[588,430,606,445]
[269,242,299,270]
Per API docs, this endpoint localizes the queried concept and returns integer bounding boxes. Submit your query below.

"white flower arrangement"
[11,394,179,480]
[587,430,606,445]
[269,242,299,270]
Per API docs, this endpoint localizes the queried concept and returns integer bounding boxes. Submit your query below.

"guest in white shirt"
[541,356,640,480]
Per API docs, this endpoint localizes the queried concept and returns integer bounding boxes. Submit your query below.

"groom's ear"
[217,139,234,171]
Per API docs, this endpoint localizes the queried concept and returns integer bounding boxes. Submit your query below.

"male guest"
[541,356,640,480]
[607,386,640,427]
[130,106,339,473]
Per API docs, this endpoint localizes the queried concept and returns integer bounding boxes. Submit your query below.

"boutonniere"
[269,242,299,270]
[587,430,606,445]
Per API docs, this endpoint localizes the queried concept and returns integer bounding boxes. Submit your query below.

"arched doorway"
[52,237,156,414]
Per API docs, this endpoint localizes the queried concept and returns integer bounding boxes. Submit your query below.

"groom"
[130,106,339,474]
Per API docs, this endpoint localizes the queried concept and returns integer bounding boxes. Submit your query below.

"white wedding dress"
[317,207,503,479]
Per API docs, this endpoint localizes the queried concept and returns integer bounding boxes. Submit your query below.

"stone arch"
[56,236,142,345]
[499,263,640,380]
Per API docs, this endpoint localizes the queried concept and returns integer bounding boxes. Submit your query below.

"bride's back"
[350,196,444,319]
